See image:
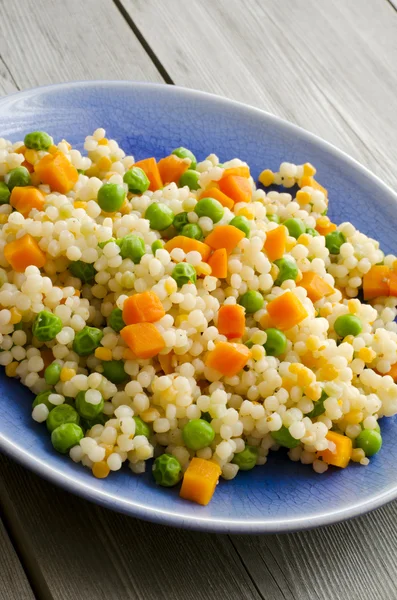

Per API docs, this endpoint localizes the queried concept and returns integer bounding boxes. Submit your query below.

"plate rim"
[1,79,397,533]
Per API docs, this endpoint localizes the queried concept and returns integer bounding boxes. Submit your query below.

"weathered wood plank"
[0,519,35,600]
[0,0,163,96]
[121,0,397,189]
[0,455,262,600]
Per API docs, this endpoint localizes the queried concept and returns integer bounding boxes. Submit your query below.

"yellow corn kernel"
[306,335,320,352]
[237,206,254,219]
[316,215,330,228]
[281,377,294,392]
[301,351,317,369]
[347,299,360,314]
[296,190,311,205]
[123,348,135,360]
[99,443,114,459]
[297,369,314,387]
[0,214,8,225]
[320,364,339,381]
[74,201,87,210]
[30,172,41,186]
[164,279,176,294]
[175,314,189,327]
[95,347,113,361]
[140,408,160,423]
[9,307,22,324]
[285,238,296,252]
[48,144,58,155]
[344,410,363,425]
[289,363,302,375]
[25,149,38,165]
[97,156,112,171]
[60,367,76,382]
[92,461,110,478]
[297,233,311,247]
[320,306,332,318]
[15,145,26,155]
[351,448,365,463]
[258,169,274,187]
[5,361,19,377]
[196,262,212,276]
[85,165,99,178]
[358,347,376,363]
[305,383,322,401]
[303,162,316,177]
[299,175,314,188]
[98,138,109,146]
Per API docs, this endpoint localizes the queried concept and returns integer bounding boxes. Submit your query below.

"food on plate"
[0,128,396,506]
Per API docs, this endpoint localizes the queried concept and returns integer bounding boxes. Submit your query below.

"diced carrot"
[10,186,45,217]
[134,157,163,191]
[120,322,165,359]
[218,175,252,204]
[207,248,228,278]
[4,234,46,272]
[158,351,174,375]
[299,271,334,302]
[205,341,251,376]
[384,363,397,382]
[198,187,234,210]
[389,271,397,297]
[122,291,165,325]
[221,166,250,178]
[34,151,78,194]
[267,291,308,330]
[315,217,336,236]
[180,458,222,506]
[158,154,190,184]
[317,431,352,468]
[217,304,245,339]
[164,236,211,261]
[363,265,390,300]
[205,225,245,254]
[21,160,34,173]
[263,226,287,261]
[15,145,26,155]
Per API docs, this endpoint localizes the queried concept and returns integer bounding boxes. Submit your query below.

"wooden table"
[1,1,397,598]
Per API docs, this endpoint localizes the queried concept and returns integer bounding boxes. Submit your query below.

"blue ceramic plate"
[1,81,397,533]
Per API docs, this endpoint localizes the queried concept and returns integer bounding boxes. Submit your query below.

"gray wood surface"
[1,1,397,599]
[122,0,397,190]
[0,518,35,600]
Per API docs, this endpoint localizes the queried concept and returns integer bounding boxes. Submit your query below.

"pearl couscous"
[1,128,396,505]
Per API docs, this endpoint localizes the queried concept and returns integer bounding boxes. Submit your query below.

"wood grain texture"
[122,0,397,190]
[0,0,162,96]
[0,519,35,600]
[0,455,261,600]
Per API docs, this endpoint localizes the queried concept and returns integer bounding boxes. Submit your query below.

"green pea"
[271,426,300,448]
[325,231,346,255]
[152,453,182,487]
[7,166,31,191]
[267,213,280,224]
[274,256,298,286]
[238,290,264,314]
[334,314,362,337]
[229,216,251,238]
[32,389,53,411]
[283,218,306,239]
[44,362,62,385]
[182,419,215,450]
[97,183,126,213]
[32,311,63,342]
[81,413,109,431]
[173,212,189,231]
[98,238,116,249]
[232,445,258,470]
[75,390,104,420]
[306,227,319,237]
[171,262,196,287]
[123,166,150,194]
[117,234,145,263]
[194,197,224,223]
[145,202,174,231]
[108,308,125,333]
[69,260,96,283]
[171,147,197,169]
[355,429,382,457]
[51,423,84,454]
[307,390,328,418]
[263,328,287,357]
[73,326,103,356]
[46,404,80,433]
[0,182,10,205]
[179,169,200,190]
[102,360,128,384]
[181,223,203,240]
[133,416,152,438]
[151,240,164,254]
[24,131,53,151]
